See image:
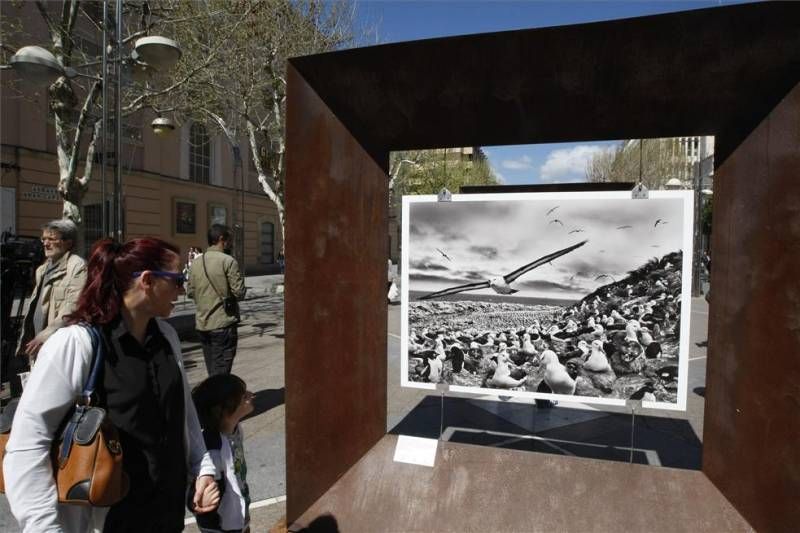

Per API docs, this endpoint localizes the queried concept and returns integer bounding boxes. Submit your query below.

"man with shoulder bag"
[188,224,246,376]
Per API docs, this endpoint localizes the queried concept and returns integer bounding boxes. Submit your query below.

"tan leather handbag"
[0,325,129,506]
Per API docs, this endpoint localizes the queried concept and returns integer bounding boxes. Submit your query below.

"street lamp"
[7,4,181,243]
[133,37,181,71]
[8,46,64,85]
[151,116,176,137]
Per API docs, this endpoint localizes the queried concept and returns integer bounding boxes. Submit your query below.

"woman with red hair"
[3,238,220,532]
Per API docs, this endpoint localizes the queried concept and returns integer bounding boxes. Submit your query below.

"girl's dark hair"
[192,374,247,433]
[67,237,180,325]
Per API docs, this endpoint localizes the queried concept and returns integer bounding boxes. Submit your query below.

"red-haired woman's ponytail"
[67,237,180,325]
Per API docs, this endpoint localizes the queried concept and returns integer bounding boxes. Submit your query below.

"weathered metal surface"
[290,3,800,167]
[285,3,800,528]
[284,64,388,522]
[291,435,752,532]
[703,83,800,533]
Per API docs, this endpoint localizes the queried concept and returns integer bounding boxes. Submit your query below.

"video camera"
[2,232,44,388]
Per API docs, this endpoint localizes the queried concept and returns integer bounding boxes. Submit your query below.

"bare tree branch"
[67,79,102,181]
[35,1,58,43]
[63,0,80,60]
[79,119,102,188]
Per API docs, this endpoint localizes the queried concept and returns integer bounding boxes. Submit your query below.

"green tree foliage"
[586,138,692,189]
[701,198,712,235]
[389,149,499,198]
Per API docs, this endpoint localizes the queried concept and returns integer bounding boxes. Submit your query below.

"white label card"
[393,435,439,467]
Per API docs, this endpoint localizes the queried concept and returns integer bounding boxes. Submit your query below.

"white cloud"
[493,169,506,183]
[501,154,533,170]
[540,145,611,181]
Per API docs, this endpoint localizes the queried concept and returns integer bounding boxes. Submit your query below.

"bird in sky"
[654,219,668,228]
[436,248,452,262]
[568,229,584,234]
[418,240,588,300]
[549,219,564,226]
[616,225,632,230]
[546,206,559,216]
[595,274,616,283]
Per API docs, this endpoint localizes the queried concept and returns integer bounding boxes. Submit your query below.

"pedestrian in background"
[15,219,87,363]
[191,374,254,532]
[188,224,246,376]
[3,237,219,532]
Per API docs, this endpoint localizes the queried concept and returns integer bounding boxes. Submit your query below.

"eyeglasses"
[132,270,186,288]
[41,237,62,243]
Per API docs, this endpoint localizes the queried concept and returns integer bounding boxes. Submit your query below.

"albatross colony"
[404,193,690,405]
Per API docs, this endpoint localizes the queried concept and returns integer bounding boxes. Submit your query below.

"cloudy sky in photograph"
[407,194,686,300]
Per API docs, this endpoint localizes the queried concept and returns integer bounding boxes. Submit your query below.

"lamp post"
[7,0,180,242]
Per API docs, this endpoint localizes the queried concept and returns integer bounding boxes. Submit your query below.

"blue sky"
[357,0,747,185]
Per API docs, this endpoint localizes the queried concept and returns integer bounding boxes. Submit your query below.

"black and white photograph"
[401,191,693,410]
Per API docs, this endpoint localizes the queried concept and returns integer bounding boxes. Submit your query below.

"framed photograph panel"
[401,190,694,411]
[174,199,196,234]
[209,203,228,227]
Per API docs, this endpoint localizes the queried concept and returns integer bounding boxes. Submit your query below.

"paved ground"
[1,278,711,531]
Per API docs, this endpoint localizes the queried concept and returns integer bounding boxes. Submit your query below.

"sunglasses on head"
[132,270,186,288]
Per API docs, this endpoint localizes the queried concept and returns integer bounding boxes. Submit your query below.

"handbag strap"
[82,325,105,403]
[202,254,227,301]
[59,325,104,465]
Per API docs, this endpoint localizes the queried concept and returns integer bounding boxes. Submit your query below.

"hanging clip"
[437,188,452,202]
[435,382,450,393]
[631,183,649,200]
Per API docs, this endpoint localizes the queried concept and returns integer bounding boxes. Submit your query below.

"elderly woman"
[15,219,87,363]
[3,238,219,532]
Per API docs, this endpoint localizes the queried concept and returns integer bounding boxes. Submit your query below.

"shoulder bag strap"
[202,254,226,301]
[82,326,105,402]
[59,325,104,464]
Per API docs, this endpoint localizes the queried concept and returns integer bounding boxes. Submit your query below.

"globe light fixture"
[151,116,176,136]
[9,45,65,85]
[133,36,181,71]
[665,177,683,189]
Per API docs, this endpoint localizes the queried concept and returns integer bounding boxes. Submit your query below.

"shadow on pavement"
[389,395,703,470]
[290,513,340,533]
[251,322,279,337]
[246,387,286,419]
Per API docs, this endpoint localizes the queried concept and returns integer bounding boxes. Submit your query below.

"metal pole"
[115,0,123,241]
[692,160,703,297]
[100,0,108,239]
[239,148,245,276]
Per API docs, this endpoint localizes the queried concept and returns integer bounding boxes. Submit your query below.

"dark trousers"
[199,325,238,375]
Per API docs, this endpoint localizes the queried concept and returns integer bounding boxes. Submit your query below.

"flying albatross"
[418,240,588,300]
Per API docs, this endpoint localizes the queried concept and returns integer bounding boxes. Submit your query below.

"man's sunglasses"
[132,270,186,288]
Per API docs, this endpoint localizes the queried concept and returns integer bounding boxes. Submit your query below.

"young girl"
[192,374,254,533]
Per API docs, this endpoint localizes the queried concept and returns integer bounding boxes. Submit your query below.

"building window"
[84,201,107,246]
[260,221,275,264]
[189,123,211,184]
[174,199,197,234]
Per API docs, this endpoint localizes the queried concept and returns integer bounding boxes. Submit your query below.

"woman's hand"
[193,475,220,513]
